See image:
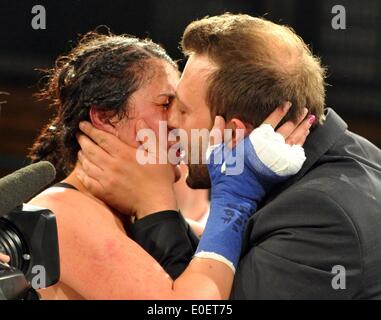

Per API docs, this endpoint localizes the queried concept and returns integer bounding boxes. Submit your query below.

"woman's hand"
[265,102,315,146]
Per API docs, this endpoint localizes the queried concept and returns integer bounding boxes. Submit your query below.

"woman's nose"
[167,106,179,131]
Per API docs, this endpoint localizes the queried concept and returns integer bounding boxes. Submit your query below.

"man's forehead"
[176,54,216,96]
[182,54,217,79]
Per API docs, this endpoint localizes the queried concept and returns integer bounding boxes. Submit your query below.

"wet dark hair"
[29,31,177,181]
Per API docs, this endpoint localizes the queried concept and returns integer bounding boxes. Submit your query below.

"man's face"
[168,54,216,189]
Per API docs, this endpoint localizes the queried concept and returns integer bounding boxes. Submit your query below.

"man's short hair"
[181,13,326,127]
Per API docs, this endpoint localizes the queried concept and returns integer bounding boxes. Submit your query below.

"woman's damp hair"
[29,30,177,181]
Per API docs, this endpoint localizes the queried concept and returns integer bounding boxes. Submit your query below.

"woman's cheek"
[144,111,167,136]
[117,120,140,147]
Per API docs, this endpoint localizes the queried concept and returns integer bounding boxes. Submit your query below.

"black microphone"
[0,161,56,217]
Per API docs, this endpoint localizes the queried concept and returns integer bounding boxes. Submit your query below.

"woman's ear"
[225,118,253,148]
[89,106,118,135]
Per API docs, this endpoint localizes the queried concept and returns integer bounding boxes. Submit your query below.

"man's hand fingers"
[77,132,117,166]
[276,107,308,139]
[76,166,105,198]
[78,150,104,177]
[285,115,315,146]
[262,102,292,129]
[79,121,126,157]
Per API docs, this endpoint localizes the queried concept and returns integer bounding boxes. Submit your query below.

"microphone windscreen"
[0,161,56,217]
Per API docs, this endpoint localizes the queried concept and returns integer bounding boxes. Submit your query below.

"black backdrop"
[0,0,380,175]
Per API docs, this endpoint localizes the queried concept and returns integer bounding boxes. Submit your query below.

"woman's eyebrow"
[157,92,176,99]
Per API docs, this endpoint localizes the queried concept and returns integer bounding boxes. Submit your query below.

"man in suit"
[76,13,381,299]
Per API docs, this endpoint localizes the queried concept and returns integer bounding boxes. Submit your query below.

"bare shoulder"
[28,185,133,294]
[28,185,129,266]
[28,186,123,231]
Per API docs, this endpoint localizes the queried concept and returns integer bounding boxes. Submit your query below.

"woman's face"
[113,59,179,147]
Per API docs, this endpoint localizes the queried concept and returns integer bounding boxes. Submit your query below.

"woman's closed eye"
[162,102,170,111]
[161,97,175,111]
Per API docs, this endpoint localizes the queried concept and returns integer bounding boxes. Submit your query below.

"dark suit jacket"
[231,108,381,299]
[130,108,381,299]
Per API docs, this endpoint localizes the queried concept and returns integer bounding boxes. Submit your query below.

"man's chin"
[186,164,211,189]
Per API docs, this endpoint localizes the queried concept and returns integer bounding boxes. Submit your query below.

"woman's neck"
[64,165,108,209]
[64,165,133,230]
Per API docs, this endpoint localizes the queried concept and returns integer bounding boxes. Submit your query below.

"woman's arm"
[30,189,230,299]
[129,210,200,279]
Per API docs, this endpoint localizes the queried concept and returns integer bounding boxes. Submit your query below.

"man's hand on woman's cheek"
[76,121,177,218]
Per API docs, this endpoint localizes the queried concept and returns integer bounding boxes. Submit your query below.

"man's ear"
[225,118,253,148]
[89,106,118,135]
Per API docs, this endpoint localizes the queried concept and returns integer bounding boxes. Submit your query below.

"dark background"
[0,0,380,177]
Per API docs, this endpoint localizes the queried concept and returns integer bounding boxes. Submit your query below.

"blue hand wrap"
[194,126,305,272]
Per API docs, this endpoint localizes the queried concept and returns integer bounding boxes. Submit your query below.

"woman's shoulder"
[28,184,122,230]
[30,184,94,211]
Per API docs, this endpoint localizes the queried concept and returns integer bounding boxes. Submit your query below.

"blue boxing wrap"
[194,124,306,272]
